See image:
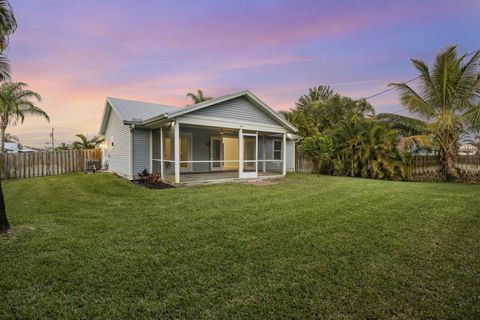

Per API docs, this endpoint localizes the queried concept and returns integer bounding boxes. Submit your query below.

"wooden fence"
[296,153,315,173]
[409,155,480,182]
[0,149,101,179]
[296,153,480,182]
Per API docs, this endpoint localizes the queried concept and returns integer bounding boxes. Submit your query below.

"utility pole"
[50,128,54,150]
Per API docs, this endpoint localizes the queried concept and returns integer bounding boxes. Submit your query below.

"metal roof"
[107,97,178,122]
[5,142,35,153]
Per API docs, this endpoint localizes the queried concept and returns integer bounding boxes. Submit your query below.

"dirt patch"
[132,180,175,189]
[245,179,279,186]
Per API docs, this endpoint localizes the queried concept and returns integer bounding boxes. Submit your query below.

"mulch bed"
[132,180,175,189]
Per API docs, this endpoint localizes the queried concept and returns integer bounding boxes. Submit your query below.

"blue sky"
[6,0,480,146]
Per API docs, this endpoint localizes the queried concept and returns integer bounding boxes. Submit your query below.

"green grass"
[1,173,480,319]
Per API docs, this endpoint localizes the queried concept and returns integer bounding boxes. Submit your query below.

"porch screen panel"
[212,138,222,169]
[152,129,161,173]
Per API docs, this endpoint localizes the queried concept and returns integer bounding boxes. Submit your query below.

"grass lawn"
[1,173,480,319]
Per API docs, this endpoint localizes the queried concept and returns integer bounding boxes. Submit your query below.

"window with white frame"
[273,140,282,160]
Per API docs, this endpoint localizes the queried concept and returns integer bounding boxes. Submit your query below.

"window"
[110,136,114,148]
[273,140,282,160]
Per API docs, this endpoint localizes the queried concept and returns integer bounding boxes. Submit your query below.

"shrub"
[138,169,162,184]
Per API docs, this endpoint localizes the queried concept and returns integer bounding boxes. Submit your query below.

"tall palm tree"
[72,134,104,149]
[295,85,335,110]
[186,89,212,104]
[0,82,49,153]
[281,85,337,137]
[0,0,16,233]
[379,46,480,181]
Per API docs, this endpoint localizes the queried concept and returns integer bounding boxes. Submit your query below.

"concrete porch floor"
[177,171,283,185]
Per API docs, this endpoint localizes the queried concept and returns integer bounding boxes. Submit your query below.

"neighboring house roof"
[5,142,35,153]
[459,143,478,155]
[99,90,297,134]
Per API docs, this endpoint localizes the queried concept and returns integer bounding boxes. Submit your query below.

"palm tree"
[281,85,337,137]
[330,117,405,179]
[55,142,71,151]
[295,85,335,110]
[0,82,49,152]
[72,134,104,149]
[0,0,16,233]
[379,46,480,181]
[186,89,212,104]
[281,93,374,138]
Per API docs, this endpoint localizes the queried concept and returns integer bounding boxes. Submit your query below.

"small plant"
[138,169,162,184]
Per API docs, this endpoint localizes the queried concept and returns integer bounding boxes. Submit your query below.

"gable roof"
[99,97,178,134]
[100,90,297,134]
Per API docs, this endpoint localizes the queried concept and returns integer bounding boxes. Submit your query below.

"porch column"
[238,128,243,177]
[160,126,164,179]
[174,121,180,183]
[282,132,287,176]
[262,135,266,173]
[149,130,153,173]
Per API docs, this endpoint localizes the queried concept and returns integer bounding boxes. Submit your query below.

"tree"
[282,89,374,138]
[55,142,71,151]
[186,89,212,104]
[298,134,334,175]
[380,46,480,181]
[72,134,104,149]
[0,3,13,233]
[330,117,405,180]
[294,85,335,110]
[281,85,336,137]
[0,82,49,152]
[0,0,15,234]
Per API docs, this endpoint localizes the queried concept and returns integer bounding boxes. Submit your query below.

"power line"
[364,76,419,100]
[363,48,480,101]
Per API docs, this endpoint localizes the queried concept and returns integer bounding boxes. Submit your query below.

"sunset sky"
[7,0,480,148]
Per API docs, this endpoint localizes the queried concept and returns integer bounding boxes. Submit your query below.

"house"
[99,90,298,184]
[5,142,35,153]
[459,143,478,155]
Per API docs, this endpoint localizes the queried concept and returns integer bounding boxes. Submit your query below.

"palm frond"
[388,82,435,119]
[463,103,480,132]
[0,54,10,80]
[376,113,430,135]
[0,0,16,51]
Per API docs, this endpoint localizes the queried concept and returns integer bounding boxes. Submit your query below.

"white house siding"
[286,140,295,172]
[103,108,131,179]
[132,128,151,177]
[188,97,282,128]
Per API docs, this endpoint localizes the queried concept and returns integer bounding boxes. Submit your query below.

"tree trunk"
[0,125,5,153]
[0,124,9,233]
[0,166,8,234]
[442,146,460,182]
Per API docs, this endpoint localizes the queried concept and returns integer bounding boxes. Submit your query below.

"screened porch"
[150,123,288,184]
